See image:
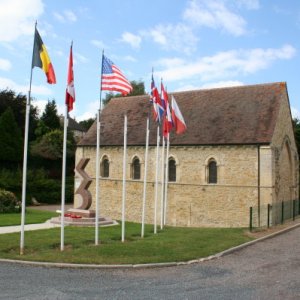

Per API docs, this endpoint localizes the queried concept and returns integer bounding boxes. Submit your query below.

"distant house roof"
[79,82,287,147]
[60,116,86,132]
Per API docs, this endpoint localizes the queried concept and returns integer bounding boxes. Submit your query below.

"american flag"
[101,55,132,96]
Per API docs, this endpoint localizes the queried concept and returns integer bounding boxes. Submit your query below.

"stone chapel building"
[75,82,299,228]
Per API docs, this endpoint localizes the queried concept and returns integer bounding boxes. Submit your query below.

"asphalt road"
[1,227,300,300]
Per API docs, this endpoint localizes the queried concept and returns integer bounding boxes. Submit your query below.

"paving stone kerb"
[1,221,299,269]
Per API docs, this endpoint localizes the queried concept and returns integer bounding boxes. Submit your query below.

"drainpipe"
[257,144,261,227]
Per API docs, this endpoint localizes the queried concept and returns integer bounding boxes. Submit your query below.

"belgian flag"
[32,28,56,84]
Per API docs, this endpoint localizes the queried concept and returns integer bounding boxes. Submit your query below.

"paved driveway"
[1,226,300,299]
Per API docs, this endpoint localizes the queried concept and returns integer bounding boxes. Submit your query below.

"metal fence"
[249,199,300,231]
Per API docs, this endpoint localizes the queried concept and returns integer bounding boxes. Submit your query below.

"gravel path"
[1,226,300,299]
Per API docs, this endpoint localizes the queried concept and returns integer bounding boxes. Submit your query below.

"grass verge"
[0,209,58,226]
[0,222,253,264]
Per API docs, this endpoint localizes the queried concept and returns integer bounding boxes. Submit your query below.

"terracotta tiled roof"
[79,82,286,146]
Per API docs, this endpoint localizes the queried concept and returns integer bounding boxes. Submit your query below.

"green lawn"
[0,222,253,264]
[0,209,58,226]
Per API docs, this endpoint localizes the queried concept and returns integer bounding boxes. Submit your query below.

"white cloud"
[74,100,98,122]
[0,58,11,71]
[148,23,198,54]
[0,0,44,42]
[157,44,296,82]
[291,107,300,120]
[91,39,107,49]
[121,32,141,49]
[55,50,64,57]
[31,99,48,115]
[124,55,137,62]
[183,0,247,36]
[32,84,53,96]
[64,10,77,22]
[235,0,260,10]
[53,10,77,23]
[53,12,64,23]
[175,80,244,92]
[32,99,65,117]
[157,57,186,68]
[0,77,52,96]
[74,53,89,64]
[200,80,244,89]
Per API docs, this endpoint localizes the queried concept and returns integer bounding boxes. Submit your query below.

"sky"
[0,0,300,121]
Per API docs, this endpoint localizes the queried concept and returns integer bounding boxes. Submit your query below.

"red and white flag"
[171,95,187,134]
[161,83,173,137]
[65,44,75,112]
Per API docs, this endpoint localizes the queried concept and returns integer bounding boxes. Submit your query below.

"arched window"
[208,160,217,184]
[132,157,141,180]
[101,156,109,178]
[168,158,176,182]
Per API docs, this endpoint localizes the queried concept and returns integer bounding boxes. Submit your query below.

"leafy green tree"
[0,89,38,142]
[102,80,146,106]
[128,80,146,96]
[0,107,23,167]
[34,120,49,140]
[293,118,300,157]
[31,129,76,161]
[79,118,95,131]
[40,100,61,131]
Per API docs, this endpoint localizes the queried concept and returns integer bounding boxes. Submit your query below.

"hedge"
[0,168,74,204]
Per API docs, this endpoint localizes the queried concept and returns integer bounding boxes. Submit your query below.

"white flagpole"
[141,117,150,238]
[164,133,170,225]
[60,105,68,251]
[20,22,36,255]
[160,136,165,229]
[154,125,160,234]
[95,108,101,245]
[121,114,128,242]
[95,51,104,245]
[20,89,31,255]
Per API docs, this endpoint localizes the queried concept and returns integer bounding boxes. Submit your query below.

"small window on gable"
[132,157,141,180]
[101,156,109,178]
[208,159,217,184]
[168,158,176,182]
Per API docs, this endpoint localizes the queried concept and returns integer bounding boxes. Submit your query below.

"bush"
[0,189,20,213]
[0,168,74,205]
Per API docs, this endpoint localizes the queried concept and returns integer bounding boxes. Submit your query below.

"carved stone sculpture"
[74,158,92,210]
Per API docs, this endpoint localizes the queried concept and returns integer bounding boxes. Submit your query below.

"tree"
[102,80,146,106]
[40,100,61,131]
[128,80,146,96]
[293,118,300,157]
[31,129,76,161]
[79,118,95,131]
[0,89,38,142]
[34,120,50,140]
[0,107,23,167]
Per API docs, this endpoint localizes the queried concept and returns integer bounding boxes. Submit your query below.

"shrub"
[0,169,74,205]
[0,189,20,213]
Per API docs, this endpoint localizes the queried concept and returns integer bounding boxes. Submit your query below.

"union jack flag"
[151,75,164,123]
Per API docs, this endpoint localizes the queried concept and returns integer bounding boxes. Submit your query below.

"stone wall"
[270,87,299,207]
[75,144,264,227]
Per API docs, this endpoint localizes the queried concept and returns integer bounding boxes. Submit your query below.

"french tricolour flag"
[171,95,187,134]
